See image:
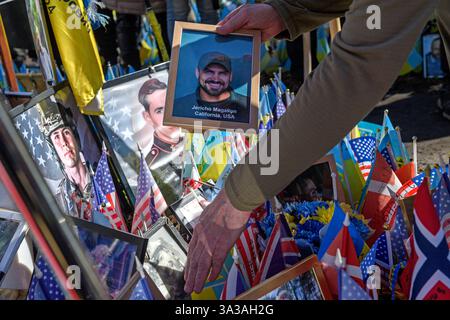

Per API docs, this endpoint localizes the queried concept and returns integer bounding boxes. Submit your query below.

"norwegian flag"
[361,151,402,245]
[93,151,128,232]
[397,170,440,199]
[220,262,249,300]
[235,222,261,287]
[321,213,364,287]
[253,214,301,285]
[131,152,160,235]
[402,178,450,300]
[432,173,450,249]
[349,136,376,180]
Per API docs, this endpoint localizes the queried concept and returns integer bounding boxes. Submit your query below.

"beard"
[200,80,230,97]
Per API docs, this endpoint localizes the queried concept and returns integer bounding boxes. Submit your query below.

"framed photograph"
[0,209,29,286]
[142,217,190,300]
[168,188,207,240]
[235,255,332,300]
[67,216,148,298]
[8,83,134,221]
[93,63,185,212]
[278,154,346,204]
[114,269,166,300]
[422,33,446,79]
[164,22,260,131]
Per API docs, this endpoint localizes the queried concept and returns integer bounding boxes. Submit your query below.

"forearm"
[265,0,352,40]
[225,0,440,211]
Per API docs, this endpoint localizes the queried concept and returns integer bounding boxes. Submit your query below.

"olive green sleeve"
[225,0,445,211]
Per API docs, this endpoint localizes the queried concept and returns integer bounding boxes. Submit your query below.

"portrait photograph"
[165,22,260,131]
[422,33,446,79]
[10,84,102,220]
[142,217,190,300]
[278,154,346,204]
[99,64,184,212]
[235,255,332,300]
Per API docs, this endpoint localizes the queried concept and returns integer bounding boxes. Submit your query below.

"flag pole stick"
[412,136,418,174]
[303,32,312,79]
[331,172,338,202]
[338,143,355,210]
[329,19,341,40]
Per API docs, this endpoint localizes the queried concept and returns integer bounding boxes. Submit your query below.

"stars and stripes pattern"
[131,152,160,235]
[220,262,249,300]
[321,213,364,287]
[361,151,402,245]
[27,256,66,300]
[93,151,128,232]
[13,108,63,181]
[253,214,301,285]
[349,136,376,180]
[339,269,372,300]
[235,222,261,287]
[390,207,410,263]
[275,96,286,120]
[396,170,439,199]
[406,178,450,300]
[373,232,394,288]
[432,174,450,249]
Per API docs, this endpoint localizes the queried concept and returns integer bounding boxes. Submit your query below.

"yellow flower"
[314,202,335,225]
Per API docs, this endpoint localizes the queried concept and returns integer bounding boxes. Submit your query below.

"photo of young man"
[173,51,249,123]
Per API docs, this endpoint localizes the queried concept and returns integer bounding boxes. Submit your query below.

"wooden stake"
[303,32,312,79]
[412,136,418,174]
[329,19,342,40]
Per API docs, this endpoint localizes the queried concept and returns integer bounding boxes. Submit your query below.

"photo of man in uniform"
[39,101,92,220]
[138,78,184,204]
[425,36,445,78]
[173,51,249,123]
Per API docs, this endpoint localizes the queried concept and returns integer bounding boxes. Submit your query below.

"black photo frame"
[142,216,189,300]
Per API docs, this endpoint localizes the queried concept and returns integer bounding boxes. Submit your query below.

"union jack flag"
[403,178,450,300]
[432,173,450,249]
[131,152,160,235]
[253,214,301,285]
[93,151,128,232]
[349,136,376,180]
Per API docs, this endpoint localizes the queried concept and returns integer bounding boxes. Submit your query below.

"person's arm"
[265,0,352,40]
[225,0,440,211]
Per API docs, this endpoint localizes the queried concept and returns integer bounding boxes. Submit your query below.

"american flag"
[360,239,377,283]
[27,256,66,300]
[129,277,154,300]
[390,207,410,263]
[396,170,440,199]
[13,107,63,182]
[253,214,301,285]
[405,178,450,300]
[275,96,286,121]
[220,262,249,300]
[432,173,450,249]
[349,136,376,180]
[131,152,160,235]
[93,151,128,232]
[235,222,261,287]
[378,135,397,171]
[234,132,248,160]
[339,269,372,300]
[373,232,394,288]
[321,214,364,287]
[361,151,402,245]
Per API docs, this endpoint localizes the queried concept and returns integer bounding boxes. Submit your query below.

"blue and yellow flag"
[316,24,331,63]
[45,0,104,115]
